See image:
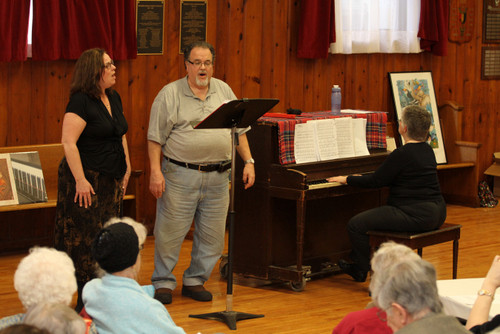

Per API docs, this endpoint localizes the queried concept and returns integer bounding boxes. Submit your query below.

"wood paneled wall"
[1,0,499,229]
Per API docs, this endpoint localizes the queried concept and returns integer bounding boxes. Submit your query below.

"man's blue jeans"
[152,159,229,290]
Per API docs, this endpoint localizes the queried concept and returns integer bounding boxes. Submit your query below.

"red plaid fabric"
[258,111,387,165]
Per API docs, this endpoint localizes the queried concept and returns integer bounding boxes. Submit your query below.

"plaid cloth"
[258,111,387,165]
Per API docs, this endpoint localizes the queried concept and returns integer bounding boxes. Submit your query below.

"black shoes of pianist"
[338,259,368,282]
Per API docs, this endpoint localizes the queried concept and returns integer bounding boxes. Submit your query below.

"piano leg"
[291,194,307,291]
[296,194,306,272]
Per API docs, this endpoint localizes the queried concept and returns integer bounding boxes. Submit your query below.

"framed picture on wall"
[0,153,19,206]
[388,71,447,164]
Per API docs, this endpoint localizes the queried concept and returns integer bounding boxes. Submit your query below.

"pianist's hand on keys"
[327,176,347,184]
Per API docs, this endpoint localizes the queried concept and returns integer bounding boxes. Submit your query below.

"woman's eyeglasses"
[103,60,115,69]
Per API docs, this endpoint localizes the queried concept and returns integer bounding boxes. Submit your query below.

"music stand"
[191,98,279,330]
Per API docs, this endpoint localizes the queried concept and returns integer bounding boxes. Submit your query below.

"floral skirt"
[54,158,123,283]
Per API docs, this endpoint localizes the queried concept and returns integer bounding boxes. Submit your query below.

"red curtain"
[0,0,30,61]
[297,0,336,59]
[32,0,137,61]
[418,0,449,56]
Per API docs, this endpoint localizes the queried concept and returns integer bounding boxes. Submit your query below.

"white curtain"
[329,0,422,54]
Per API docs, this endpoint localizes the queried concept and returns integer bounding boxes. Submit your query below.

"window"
[329,0,421,54]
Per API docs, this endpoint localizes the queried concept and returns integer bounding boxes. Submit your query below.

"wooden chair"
[367,223,461,279]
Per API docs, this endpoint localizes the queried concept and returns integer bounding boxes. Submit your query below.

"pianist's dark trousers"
[347,198,447,272]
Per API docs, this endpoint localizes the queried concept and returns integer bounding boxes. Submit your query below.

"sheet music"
[353,118,369,157]
[315,119,339,160]
[293,117,370,164]
[294,122,319,164]
[335,117,355,158]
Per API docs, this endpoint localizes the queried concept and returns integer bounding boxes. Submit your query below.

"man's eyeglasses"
[103,60,115,69]
[187,59,213,68]
[376,308,388,322]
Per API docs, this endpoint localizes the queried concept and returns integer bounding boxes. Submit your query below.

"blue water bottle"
[331,85,341,115]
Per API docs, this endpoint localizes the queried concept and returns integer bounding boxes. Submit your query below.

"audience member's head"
[369,241,421,303]
[103,216,147,247]
[14,247,77,310]
[23,303,86,334]
[92,219,146,279]
[0,324,50,334]
[375,258,443,331]
[401,105,431,142]
[94,217,147,278]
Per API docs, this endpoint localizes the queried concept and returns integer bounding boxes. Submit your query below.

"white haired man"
[375,259,469,333]
[333,241,421,334]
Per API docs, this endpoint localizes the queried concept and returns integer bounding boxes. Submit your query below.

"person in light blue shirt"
[83,219,185,334]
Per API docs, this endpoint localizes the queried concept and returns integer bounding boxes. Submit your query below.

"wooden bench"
[0,143,142,253]
[436,101,481,207]
[367,223,461,279]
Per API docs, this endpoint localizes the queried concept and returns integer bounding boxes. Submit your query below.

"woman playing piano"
[327,105,446,282]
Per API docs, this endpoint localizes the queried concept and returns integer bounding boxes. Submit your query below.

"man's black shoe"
[182,285,213,302]
[154,288,173,304]
[338,259,367,282]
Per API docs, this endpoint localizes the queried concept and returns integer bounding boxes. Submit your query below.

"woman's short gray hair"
[369,241,421,303]
[23,303,86,334]
[376,259,443,318]
[14,247,77,310]
[402,105,431,142]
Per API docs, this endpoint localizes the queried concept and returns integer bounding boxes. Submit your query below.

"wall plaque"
[137,0,165,55]
[179,0,207,54]
[481,47,500,80]
[449,0,475,43]
[483,0,500,43]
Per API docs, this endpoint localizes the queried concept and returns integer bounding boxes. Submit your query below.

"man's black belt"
[165,157,231,173]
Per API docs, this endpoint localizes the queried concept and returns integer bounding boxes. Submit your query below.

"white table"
[437,278,500,320]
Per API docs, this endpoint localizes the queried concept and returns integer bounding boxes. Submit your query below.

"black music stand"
[191,98,279,330]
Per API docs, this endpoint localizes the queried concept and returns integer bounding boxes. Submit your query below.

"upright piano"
[232,111,389,291]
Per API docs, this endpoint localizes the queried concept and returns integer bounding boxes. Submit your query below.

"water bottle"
[331,85,341,115]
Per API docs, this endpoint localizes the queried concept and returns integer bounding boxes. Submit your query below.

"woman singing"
[55,48,131,312]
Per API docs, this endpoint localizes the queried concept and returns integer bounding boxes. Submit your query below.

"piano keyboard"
[307,179,343,189]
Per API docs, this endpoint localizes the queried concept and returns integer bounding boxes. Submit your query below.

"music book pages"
[294,117,369,164]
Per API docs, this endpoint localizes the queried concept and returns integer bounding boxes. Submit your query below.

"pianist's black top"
[347,142,443,207]
[66,91,128,179]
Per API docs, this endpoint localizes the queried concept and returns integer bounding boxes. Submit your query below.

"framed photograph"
[0,153,19,206]
[389,71,447,164]
[10,152,48,204]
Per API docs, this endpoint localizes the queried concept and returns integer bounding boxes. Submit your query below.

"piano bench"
[367,223,461,279]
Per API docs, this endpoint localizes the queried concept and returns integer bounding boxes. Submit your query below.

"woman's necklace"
[101,95,112,114]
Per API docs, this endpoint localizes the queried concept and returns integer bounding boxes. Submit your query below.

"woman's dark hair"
[70,48,113,99]
[183,41,215,64]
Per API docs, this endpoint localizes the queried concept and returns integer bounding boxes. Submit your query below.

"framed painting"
[0,153,19,206]
[389,71,447,164]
